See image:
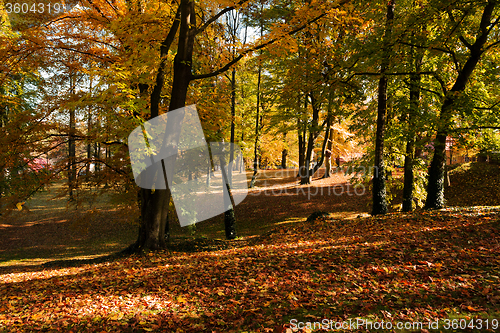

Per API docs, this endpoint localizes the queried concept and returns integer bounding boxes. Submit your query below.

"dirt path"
[171,168,370,238]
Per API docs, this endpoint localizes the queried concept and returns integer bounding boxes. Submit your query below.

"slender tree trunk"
[300,93,322,185]
[94,142,100,172]
[281,149,287,169]
[68,75,76,202]
[218,141,237,239]
[0,93,5,211]
[372,0,395,216]
[297,98,306,178]
[229,67,236,184]
[250,62,262,188]
[311,118,331,177]
[425,0,497,209]
[323,127,334,178]
[223,65,237,238]
[206,163,211,187]
[86,79,92,177]
[250,9,265,188]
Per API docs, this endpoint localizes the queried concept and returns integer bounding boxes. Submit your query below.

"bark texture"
[372,0,395,216]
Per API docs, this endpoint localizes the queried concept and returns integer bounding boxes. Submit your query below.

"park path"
[179,167,371,238]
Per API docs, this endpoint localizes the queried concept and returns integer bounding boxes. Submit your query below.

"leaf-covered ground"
[1,163,499,332]
[446,163,500,207]
[1,207,499,332]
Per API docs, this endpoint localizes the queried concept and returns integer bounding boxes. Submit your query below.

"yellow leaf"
[16,202,25,211]
[108,312,123,320]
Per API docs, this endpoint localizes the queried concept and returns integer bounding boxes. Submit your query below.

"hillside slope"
[445,162,500,207]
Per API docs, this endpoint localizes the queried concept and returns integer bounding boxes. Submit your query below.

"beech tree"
[129,0,345,251]
[371,0,395,215]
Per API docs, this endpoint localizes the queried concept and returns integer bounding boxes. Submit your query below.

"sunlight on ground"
[1,208,498,331]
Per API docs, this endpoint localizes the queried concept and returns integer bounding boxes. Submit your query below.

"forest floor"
[1,162,499,332]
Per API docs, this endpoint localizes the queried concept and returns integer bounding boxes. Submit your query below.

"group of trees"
[1,0,500,251]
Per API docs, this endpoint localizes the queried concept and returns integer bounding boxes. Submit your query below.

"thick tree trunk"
[372,0,395,216]
[133,0,193,253]
[425,0,497,209]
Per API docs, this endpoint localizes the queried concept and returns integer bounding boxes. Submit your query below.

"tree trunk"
[372,0,395,216]
[250,61,262,188]
[300,93,321,185]
[218,142,237,239]
[311,115,331,177]
[281,149,287,169]
[323,127,334,178]
[86,79,92,177]
[68,77,76,202]
[229,67,236,184]
[425,0,497,209]
[297,107,306,178]
[133,0,193,252]
[222,56,238,238]
[402,40,422,212]
[0,91,5,211]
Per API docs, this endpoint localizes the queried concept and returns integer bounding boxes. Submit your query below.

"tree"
[133,0,340,251]
[371,0,395,216]
[425,0,499,209]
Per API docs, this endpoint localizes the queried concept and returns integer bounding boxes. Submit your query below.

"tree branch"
[195,0,249,35]
[191,11,331,81]
[473,100,500,110]
[431,72,447,95]
[484,39,500,52]
[353,71,435,76]
[451,126,500,132]
[161,5,182,56]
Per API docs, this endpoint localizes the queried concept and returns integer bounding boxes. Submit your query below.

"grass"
[0,181,138,271]
[2,168,362,269]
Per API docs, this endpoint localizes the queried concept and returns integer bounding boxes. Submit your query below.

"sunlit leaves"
[1,207,499,331]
